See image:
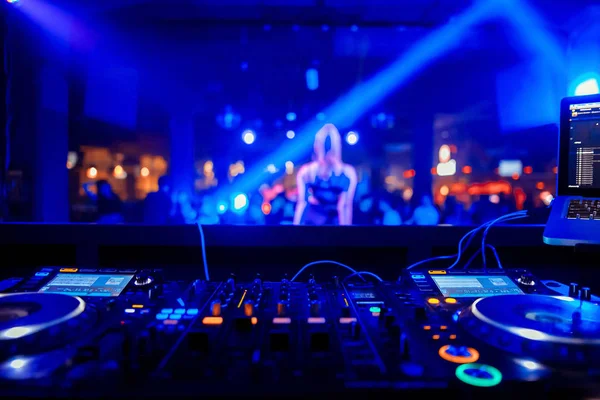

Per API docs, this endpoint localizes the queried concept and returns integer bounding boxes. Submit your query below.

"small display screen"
[39,273,133,297]
[431,275,523,298]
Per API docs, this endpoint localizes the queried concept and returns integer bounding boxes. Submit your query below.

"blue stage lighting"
[316,112,326,121]
[286,112,297,122]
[242,130,255,145]
[7,0,19,3]
[286,130,295,139]
[306,68,319,91]
[232,193,249,212]
[346,131,359,145]
[217,201,228,214]
[574,77,600,96]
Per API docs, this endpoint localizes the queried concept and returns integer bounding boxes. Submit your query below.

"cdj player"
[0,266,599,398]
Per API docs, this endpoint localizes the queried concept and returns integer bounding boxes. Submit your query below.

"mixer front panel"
[0,267,598,398]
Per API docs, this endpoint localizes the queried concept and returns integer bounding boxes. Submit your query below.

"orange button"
[440,325,448,330]
[449,334,457,340]
[59,268,78,273]
[423,325,431,330]
[202,316,223,325]
[432,334,440,340]
[428,270,447,275]
[438,345,479,364]
[445,298,457,304]
[427,298,441,305]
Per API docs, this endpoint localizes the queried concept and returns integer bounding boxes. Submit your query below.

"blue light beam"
[219,0,500,198]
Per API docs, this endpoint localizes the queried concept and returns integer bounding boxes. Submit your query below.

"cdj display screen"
[39,273,133,297]
[431,275,523,298]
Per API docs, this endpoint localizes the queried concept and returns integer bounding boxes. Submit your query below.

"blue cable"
[343,271,383,282]
[462,244,503,270]
[404,211,527,276]
[481,212,527,268]
[197,222,210,281]
[291,260,366,282]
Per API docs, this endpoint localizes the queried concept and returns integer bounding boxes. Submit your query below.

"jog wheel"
[0,293,96,358]
[459,295,600,367]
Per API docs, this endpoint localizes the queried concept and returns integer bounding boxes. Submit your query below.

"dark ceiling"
[51,0,596,35]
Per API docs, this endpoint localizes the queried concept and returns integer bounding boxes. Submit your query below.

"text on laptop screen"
[568,102,600,189]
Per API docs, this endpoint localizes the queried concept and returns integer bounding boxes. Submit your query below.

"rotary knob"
[581,287,591,301]
[134,272,153,286]
[569,282,579,298]
[517,274,535,286]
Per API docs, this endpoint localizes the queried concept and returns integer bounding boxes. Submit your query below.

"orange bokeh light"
[403,169,416,179]
[512,173,520,180]
[261,203,272,215]
[462,165,472,174]
[536,182,544,190]
[552,166,558,174]
[431,167,437,175]
[523,166,533,174]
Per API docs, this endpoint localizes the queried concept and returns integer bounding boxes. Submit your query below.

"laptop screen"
[567,101,600,189]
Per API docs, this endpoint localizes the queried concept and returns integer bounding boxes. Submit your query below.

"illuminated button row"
[427,297,458,305]
[160,308,199,315]
[125,308,149,314]
[431,333,456,340]
[423,325,449,331]
[155,308,199,321]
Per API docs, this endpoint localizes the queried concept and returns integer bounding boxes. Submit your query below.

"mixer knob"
[277,301,287,316]
[244,300,254,317]
[308,274,316,285]
[518,273,535,286]
[569,282,579,298]
[254,274,262,290]
[341,306,351,318]
[134,272,153,286]
[211,300,222,316]
[581,287,591,301]
[310,300,321,316]
[226,274,236,292]
[192,279,202,294]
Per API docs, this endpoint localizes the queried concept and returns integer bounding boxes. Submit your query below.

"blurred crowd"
[79,176,539,226]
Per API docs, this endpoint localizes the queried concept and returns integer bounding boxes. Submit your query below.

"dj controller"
[0,266,599,398]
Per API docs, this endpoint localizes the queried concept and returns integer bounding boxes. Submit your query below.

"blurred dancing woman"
[293,124,357,225]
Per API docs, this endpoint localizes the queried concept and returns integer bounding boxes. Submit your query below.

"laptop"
[544,93,600,246]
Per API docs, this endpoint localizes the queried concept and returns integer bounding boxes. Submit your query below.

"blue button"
[35,272,50,277]
[183,315,194,320]
[140,309,150,314]
[161,308,173,314]
[169,314,182,320]
[411,274,426,280]
[125,308,135,314]
[174,308,186,314]
[156,313,168,320]
[186,308,199,315]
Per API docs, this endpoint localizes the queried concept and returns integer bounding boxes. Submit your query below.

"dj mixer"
[0,266,599,398]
